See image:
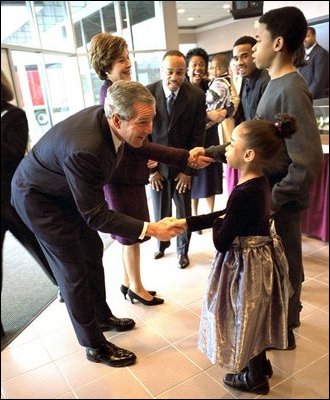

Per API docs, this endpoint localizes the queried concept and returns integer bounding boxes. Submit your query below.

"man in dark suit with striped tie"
[147,50,206,269]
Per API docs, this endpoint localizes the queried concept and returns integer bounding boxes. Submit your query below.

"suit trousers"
[151,178,192,255]
[273,207,303,330]
[37,225,112,348]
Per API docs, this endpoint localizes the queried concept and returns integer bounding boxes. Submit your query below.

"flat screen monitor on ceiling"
[231,1,264,20]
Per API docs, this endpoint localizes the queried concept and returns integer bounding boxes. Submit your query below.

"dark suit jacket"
[1,102,28,206]
[147,80,206,179]
[299,43,329,99]
[11,106,189,245]
[234,68,270,125]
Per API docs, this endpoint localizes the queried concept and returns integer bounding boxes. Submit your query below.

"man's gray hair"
[104,80,155,119]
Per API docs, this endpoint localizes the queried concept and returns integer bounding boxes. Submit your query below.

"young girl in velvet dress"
[178,113,297,395]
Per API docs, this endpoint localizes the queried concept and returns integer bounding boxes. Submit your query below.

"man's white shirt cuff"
[139,222,148,240]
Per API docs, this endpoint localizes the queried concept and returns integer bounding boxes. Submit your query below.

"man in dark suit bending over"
[11,80,207,368]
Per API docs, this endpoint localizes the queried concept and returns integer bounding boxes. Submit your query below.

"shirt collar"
[305,42,317,55]
[110,129,123,153]
[162,83,179,99]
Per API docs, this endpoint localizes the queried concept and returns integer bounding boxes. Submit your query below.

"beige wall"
[179,32,197,44]
[196,18,258,54]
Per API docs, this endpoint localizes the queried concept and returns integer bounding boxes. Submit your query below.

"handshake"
[146,217,188,242]
[148,147,216,193]
[148,147,215,171]
[187,147,215,169]
[145,147,216,241]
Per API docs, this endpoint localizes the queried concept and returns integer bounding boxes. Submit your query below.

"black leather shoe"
[154,250,165,259]
[128,289,164,306]
[223,371,269,395]
[154,241,170,259]
[86,341,136,367]
[99,316,135,332]
[178,254,189,269]
[57,288,64,303]
[120,284,156,299]
[241,358,273,379]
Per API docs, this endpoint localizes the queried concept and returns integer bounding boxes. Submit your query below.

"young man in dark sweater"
[251,6,323,348]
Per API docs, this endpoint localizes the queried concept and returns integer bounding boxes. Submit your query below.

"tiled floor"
[1,192,329,399]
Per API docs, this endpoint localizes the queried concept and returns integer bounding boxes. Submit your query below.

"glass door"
[11,50,84,148]
[11,51,50,148]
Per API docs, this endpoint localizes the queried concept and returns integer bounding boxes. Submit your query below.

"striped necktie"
[166,91,176,116]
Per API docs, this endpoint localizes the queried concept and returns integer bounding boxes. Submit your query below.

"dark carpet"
[1,231,114,351]
[1,232,57,351]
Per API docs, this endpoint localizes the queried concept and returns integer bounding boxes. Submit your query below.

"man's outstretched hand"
[146,217,185,241]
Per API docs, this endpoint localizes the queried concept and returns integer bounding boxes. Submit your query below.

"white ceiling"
[176,1,234,29]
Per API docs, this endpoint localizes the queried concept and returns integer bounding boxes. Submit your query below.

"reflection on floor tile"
[1,193,329,399]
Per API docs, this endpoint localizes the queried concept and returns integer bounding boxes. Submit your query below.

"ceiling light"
[177,8,185,14]
[187,17,194,21]
[222,4,231,9]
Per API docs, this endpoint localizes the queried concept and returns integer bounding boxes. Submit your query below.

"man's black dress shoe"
[154,241,170,259]
[223,371,269,395]
[86,341,136,367]
[99,316,135,332]
[178,254,189,269]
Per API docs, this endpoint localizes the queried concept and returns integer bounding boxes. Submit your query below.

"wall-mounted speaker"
[231,1,264,20]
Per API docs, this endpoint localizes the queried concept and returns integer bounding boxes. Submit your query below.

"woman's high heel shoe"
[120,284,156,299]
[127,289,164,306]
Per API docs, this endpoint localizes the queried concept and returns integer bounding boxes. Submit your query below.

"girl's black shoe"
[127,289,164,306]
[223,371,269,395]
[120,285,156,299]
[241,358,273,378]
